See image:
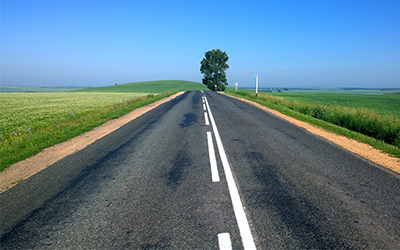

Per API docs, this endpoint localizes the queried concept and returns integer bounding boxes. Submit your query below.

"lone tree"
[200,49,229,91]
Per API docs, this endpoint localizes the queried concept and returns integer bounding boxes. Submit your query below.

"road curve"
[1,91,400,249]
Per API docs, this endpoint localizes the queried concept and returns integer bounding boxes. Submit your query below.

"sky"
[1,0,400,88]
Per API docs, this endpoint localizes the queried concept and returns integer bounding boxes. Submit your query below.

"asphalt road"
[1,91,400,249]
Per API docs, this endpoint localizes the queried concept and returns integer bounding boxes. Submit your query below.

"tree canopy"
[200,49,229,91]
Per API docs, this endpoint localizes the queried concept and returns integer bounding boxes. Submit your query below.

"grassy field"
[0,80,206,171]
[269,92,400,116]
[0,85,81,92]
[227,87,400,115]
[229,87,400,95]
[74,80,208,93]
[226,89,400,157]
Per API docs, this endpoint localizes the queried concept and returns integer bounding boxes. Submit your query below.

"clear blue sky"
[1,0,400,88]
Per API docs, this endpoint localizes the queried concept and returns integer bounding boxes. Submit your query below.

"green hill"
[74,80,208,93]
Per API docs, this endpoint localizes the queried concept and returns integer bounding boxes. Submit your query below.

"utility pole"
[254,75,258,97]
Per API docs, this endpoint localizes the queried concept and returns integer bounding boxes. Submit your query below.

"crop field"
[1,92,148,139]
[269,92,400,116]
[75,80,208,93]
[0,85,81,92]
[226,90,400,157]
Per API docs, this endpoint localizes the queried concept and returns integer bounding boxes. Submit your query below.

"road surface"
[1,91,400,249]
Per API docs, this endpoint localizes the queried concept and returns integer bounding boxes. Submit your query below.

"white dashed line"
[204,112,210,126]
[204,95,257,250]
[207,132,220,182]
[218,233,232,250]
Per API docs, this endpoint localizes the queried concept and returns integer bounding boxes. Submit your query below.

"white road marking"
[204,112,210,126]
[207,132,220,182]
[203,103,207,110]
[204,96,257,250]
[218,233,232,250]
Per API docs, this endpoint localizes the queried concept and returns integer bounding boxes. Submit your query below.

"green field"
[227,87,400,116]
[0,80,206,171]
[229,87,400,95]
[226,89,400,157]
[1,92,148,139]
[74,80,208,93]
[0,85,81,92]
[269,92,400,116]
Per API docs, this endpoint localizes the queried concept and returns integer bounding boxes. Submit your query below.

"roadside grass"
[0,92,177,171]
[225,90,400,157]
